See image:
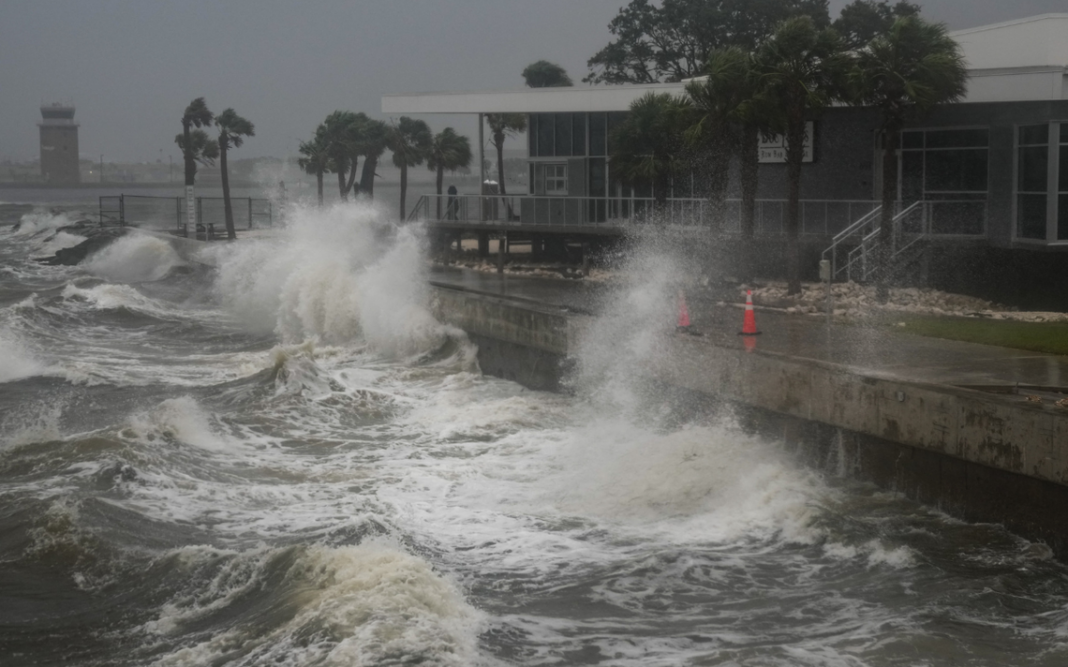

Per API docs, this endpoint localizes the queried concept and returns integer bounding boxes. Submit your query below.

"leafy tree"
[833,0,920,49]
[319,110,364,201]
[609,92,693,208]
[176,97,217,234]
[298,134,330,207]
[386,116,433,220]
[585,0,830,84]
[427,128,472,219]
[850,14,966,296]
[685,47,751,231]
[485,113,527,198]
[357,119,389,199]
[522,60,573,87]
[759,16,851,294]
[215,108,255,240]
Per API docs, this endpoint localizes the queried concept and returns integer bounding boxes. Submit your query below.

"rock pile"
[739,281,1068,323]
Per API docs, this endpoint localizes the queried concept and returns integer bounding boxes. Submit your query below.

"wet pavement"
[429,267,1068,392]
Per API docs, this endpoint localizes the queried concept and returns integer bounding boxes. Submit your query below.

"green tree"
[485,113,527,198]
[320,110,364,201]
[427,128,472,219]
[214,108,255,240]
[759,16,851,294]
[609,92,692,208]
[833,0,920,49]
[685,47,751,231]
[522,60,573,87]
[387,116,433,220]
[176,97,217,234]
[357,119,389,199]
[298,134,330,207]
[585,0,830,84]
[851,14,966,296]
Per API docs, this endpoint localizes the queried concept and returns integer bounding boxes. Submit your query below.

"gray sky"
[2,0,1065,163]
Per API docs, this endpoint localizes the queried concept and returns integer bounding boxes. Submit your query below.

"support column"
[497,231,506,274]
[478,232,489,257]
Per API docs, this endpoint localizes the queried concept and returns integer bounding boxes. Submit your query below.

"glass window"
[528,114,538,157]
[925,129,988,149]
[1019,124,1048,146]
[1018,194,1047,239]
[555,113,572,157]
[902,132,923,149]
[1060,145,1068,193]
[537,114,554,157]
[545,164,567,195]
[1018,145,1048,193]
[926,150,987,192]
[572,114,586,157]
[589,113,606,156]
[607,112,626,155]
[588,158,606,197]
[1061,122,1068,144]
[1060,194,1068,240]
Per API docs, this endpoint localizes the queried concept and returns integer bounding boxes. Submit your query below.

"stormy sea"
[2,192,1068,667]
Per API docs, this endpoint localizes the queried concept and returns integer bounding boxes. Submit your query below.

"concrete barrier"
[430,284,1068,555]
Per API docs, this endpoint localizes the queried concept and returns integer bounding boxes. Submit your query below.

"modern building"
[383,14,1068,306]
[38,103,80,184]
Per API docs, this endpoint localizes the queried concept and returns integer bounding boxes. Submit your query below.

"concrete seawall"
[429,282,1068,556]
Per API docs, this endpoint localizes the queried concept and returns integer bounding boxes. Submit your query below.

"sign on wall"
[758,121,815,163]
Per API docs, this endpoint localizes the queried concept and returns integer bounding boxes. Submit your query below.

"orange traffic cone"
[739,290,761,336]
[676,289,691,330]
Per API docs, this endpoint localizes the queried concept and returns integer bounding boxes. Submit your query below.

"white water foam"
[84,234,185,283]
[13,209,76,236]
[212,201,460,358]
[0,326,47,383]
[148,540,482,667]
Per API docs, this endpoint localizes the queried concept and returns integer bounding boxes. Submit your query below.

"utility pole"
[100,154,104,183]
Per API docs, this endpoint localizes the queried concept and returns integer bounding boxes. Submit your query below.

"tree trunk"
[876,127,900,302]
[359,155,378,199]
[221,143,236,240]
[708,149,730,235]
[494,136,515,220]
[344,160,359,198]
[337,168,347,201]
[436,165,444,220]
[399,164,408,220]
[316,171,324,207]
[785,114,805,296]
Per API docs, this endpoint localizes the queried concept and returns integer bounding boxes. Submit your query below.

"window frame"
[543,163,568,196]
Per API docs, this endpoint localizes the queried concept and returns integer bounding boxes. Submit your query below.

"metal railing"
[826,200,987,282]
[98,194,272,237]
[409,193,880,237]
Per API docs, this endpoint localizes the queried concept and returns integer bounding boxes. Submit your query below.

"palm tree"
[298,133,330,207]
[215,108,255,240]
[357,119,389,199]
[759,17,851,294]
[386,116,433,220]
[484,113,527,198]
[685,47,751,232]
[427,128,472,219]
[177,97,216,234]
[609,92,692,209]
[851,15,966,297]
[522,60,573,87]
[320,110,363,201]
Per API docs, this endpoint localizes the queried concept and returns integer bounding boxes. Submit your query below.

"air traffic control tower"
[38,103,80,184]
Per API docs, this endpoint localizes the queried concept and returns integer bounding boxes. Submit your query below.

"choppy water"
[2,195,1068,667]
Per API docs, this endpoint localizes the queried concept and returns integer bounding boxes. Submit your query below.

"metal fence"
[411,194,881,237]
[98,194,272,235]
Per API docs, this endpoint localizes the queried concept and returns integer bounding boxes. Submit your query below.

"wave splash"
[84,234,186,283]
[213,202,458,358]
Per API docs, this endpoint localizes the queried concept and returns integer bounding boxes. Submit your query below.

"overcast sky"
[1,0,1065,163]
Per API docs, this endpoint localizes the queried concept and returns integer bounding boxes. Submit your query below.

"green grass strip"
[894,316,1068,356]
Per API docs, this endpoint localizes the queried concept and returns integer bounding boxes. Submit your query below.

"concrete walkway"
[430,267,1068,395]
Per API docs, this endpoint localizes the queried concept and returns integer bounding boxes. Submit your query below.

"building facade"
[38,103,80,184]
